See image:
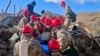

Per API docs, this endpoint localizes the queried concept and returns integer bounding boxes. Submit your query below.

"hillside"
[76,11,100,36]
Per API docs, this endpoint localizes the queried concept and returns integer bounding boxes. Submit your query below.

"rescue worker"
[51,17,71,51]
[26,0,41,17]
[14,25,46,56]
[60,0,76,31]
[28,14,38,28]
[48,38,61,56]
[19,9,29,28]
[28,14,40,38]
[17,9,30,43]
[39,18,51,42]
[51,17,79,56]
[27,0,36,15]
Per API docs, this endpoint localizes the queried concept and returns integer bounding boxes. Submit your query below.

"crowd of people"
[13,0,78,56]
[1,0,99,56]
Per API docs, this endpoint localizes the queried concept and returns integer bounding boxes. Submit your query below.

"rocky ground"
[0,11,100,36]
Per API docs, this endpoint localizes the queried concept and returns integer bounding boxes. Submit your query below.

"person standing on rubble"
[14,25,46,56]
[60,0,77,31]
[27,0,36,16]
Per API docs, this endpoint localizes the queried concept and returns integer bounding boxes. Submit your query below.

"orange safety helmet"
[30,14,38,21]
[22,25,34,34]
[22,9,29,15]
[48,38,60,50]
[51,17,63,28]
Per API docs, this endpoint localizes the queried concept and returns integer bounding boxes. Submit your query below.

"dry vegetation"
[76,11,100,36]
